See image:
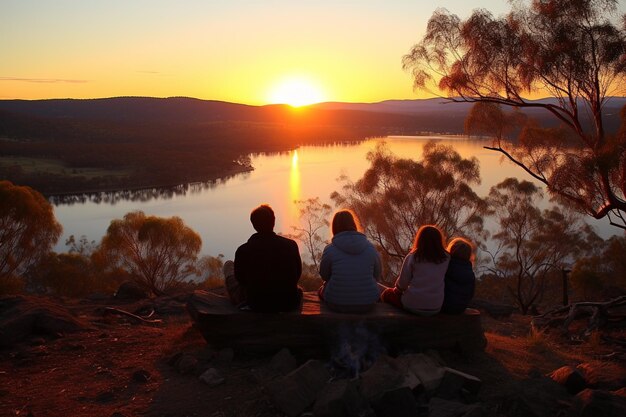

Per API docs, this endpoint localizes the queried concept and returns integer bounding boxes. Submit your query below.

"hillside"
[0,96,624,195]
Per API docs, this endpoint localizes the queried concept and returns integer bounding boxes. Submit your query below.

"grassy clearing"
[0,156,131,179]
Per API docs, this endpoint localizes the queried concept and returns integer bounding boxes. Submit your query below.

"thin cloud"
[0,76,89,84]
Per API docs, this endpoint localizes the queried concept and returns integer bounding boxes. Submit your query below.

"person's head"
[331,209,361,236]
[411,225,448,263]
[250,204,275,233]
[447,237,474,262]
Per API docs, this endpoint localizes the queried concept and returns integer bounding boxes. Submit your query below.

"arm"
[319,245,332,281]
[394,254,413,290]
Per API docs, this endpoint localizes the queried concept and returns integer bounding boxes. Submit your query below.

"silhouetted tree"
[195,254,225,289]
[95,211,201,296]
[332,141,486,279]
[571,234,626,299]
[0,180,62,292]
[403,0,626,228]
[484,178,598,314]
[287,197,332,269]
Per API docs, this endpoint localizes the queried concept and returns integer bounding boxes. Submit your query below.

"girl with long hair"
[381,225,450,315]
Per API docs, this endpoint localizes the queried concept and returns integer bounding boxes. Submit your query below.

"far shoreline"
[45,164,254,202]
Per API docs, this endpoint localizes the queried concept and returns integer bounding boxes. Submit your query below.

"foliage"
[65,234,97,256]
[331,141,486,279]
[298,262,324,292]
[0,180,62,293]
[95,211,201,296]
[483,178,599,314]
[286,197,332,269]
[33,252,120,297]
[403,0,626,228]
[571,234,626,299]
[195,254,225,290]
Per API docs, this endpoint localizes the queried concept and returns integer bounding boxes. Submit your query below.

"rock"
[371,387,419,417]
[188,291,487,356]
[429,398,482,417]
[0,295,88,347]
[470,299,516,318]
[612,388,626,398]
[176,354,198,375]
[359,355,406,402]
[167,352,184,367]
[269,348,297,376]
[570,389,626,417]
[574,362,622,389]
[395,353,445,391]
[114,281,148,300]
[199,368,225,387]
[499,377,571,417]
[214,348,234,366]
[313,379,372,417]
[267,359,331,417]
[549,365,587,394]
[435,367,482,400]
[152,296,188,316]
[132,369,151,383]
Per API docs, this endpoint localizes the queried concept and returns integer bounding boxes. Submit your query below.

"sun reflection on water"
[289,149,301,220]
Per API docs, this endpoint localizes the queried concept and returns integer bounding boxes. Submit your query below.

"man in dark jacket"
[225,204,302,312]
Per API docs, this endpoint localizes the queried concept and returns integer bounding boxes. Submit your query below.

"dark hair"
[250,204,275,233]
[331,209,361,236]
[447,237,474,262]
[411,225,448,264]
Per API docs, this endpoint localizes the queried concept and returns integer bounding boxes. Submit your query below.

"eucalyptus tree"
[96,211,201,296]
[332,141,487,279]
[403,0,626,228]
[0,180,62,292]
[484,178,598,314]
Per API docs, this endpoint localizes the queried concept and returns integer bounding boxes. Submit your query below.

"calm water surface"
[52,136,617,258]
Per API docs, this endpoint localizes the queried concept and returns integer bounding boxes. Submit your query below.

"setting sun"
[267,77,326,107]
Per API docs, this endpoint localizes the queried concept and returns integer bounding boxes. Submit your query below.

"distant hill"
[0,96,623,195]
[1,96,623,134]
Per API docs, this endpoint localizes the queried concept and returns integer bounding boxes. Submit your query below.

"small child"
[440,237,476,314]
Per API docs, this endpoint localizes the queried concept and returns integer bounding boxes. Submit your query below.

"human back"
[231,204,302,312]
[318,210,381,312]
[383,225,450,314]
[441,237,476,314]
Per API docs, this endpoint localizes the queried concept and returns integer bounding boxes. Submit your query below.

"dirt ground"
[1,297,624,417]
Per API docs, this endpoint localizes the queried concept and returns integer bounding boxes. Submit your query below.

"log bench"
[187,290,486,357]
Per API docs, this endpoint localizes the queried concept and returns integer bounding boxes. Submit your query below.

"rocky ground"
[1,293,625,417]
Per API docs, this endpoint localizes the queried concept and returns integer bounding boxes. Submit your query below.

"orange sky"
[1,1,623,105]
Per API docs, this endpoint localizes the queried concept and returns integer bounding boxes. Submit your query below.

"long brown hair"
[411,225,448,264]
[331,209,361,236]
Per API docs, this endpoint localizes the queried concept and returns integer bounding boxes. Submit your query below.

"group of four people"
[225,204,475,315]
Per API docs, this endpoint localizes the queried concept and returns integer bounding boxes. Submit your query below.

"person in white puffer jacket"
[318,210,382,313]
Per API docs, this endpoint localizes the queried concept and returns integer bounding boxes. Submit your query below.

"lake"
[51,136,618,259]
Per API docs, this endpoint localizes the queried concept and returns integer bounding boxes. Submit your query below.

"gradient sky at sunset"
[1,1,624,104]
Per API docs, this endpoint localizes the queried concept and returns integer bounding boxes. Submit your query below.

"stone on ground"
[266,359,331,417]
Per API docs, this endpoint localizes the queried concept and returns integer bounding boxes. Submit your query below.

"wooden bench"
[187,290,486,357]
